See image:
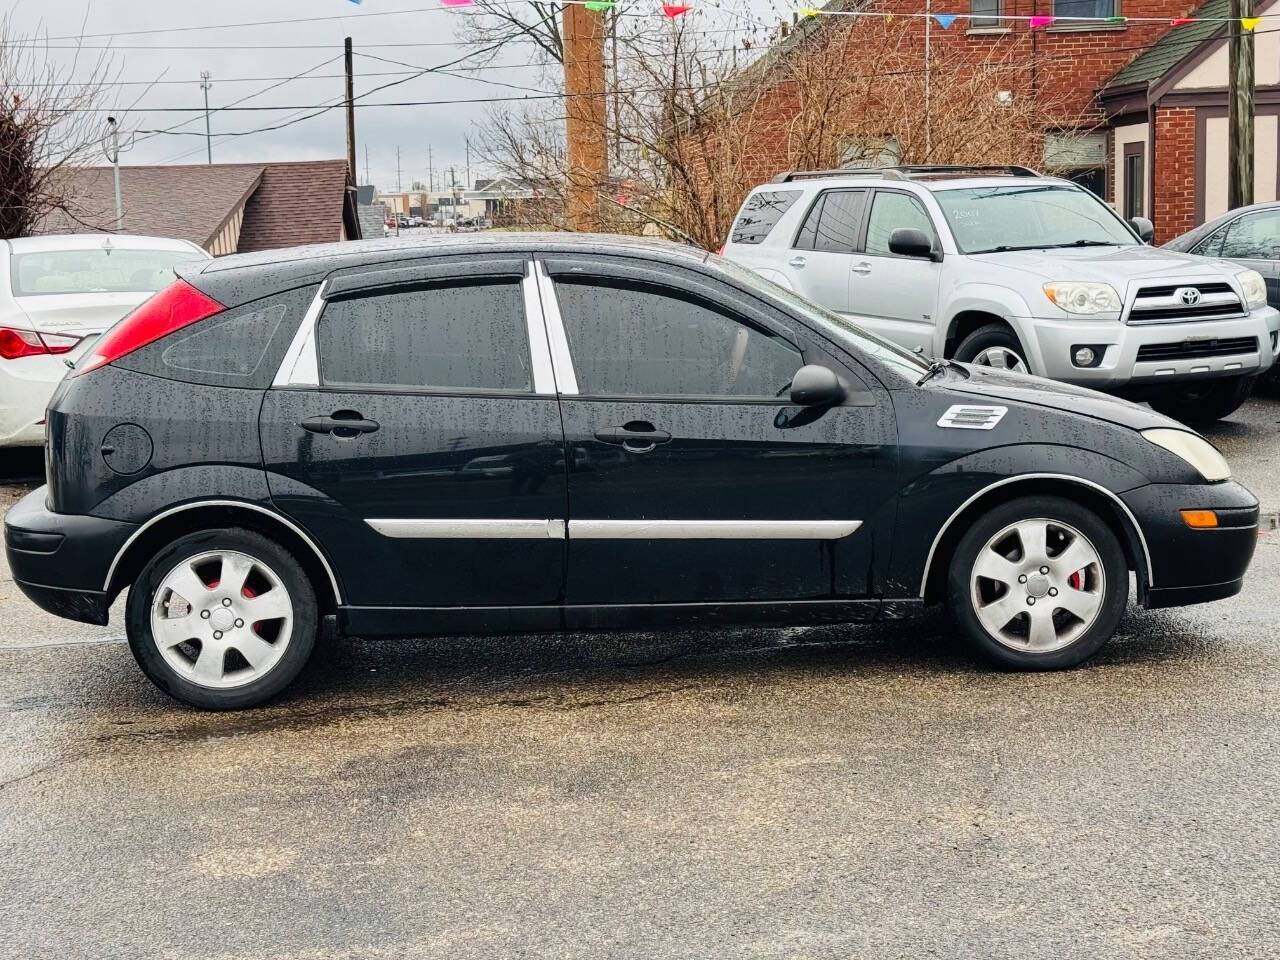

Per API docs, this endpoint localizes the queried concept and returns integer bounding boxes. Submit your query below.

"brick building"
[716,0,1277,241]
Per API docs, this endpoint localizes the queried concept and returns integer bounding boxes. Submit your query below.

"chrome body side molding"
[567,519,862,540]
[366,518,566,539]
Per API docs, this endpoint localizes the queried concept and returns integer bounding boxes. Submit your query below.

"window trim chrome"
[520,264,558,395]
[917,473,1154,596]
[272,280,327,387]
[531,259,579,395]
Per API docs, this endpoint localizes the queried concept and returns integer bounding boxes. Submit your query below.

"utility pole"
[427,144,434,193]
[344,37,357,184]
[396,146,401,192]
[199,71,214,164]
[465,136,471,189]
[1227,0,1256,209]
[364,144,370,186]
[562,2,608,231]
[105,117,124,230]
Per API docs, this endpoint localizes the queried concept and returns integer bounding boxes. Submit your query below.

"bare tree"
[0,15,120,239]
[455,0,566,66]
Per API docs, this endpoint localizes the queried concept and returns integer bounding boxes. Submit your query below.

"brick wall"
[1152,106,1197,242]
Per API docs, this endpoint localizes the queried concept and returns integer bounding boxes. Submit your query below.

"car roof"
[2,234,207,255]
[758,173,1073,193]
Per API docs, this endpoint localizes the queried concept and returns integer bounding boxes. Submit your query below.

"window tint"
[114,284,315,389]
[793,196,826,250]
[865,192,936,256]
[730,190,802,244]
[554,279,802,399]
[812,190,865,254]
[10,248,205,296]
[318,280,530,391]
[1221,211,1280,260]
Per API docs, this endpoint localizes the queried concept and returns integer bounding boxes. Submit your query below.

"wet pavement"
[1,400,1278,959]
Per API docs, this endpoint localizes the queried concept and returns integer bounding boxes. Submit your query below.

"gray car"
[1164,201,1280,311]
[724,166,1280,424]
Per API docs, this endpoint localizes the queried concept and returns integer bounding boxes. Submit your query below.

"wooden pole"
[562,3,608,231]
[1227,0,1255,210]
[344,37,357,184]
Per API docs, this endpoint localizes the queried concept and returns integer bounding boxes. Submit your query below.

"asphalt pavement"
[1,400,1278,959]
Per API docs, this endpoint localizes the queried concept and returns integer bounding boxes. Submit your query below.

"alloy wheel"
[972,346,1028,373]
[150,550,295,689]
[969,518,1105,653]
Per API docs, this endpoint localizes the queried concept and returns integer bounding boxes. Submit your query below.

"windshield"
[711,255,931,380]
[11,248,202,297]
[934,184,1138,254]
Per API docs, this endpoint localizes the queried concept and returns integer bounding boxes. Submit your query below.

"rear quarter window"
[730,190,803,244]
[113,284,317,389]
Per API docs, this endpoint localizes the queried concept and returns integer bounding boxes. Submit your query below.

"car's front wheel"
[947,496,1128,669]
[953,323,1030,374]
[126,528,318,710]
[1148,375,1255,424]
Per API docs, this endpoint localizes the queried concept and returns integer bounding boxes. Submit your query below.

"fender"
[937,284,1039,362]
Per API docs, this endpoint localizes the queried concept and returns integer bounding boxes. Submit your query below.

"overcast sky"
[11,0,775,192]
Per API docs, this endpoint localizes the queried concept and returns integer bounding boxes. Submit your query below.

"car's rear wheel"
[947,496,1128,669]
[126,528,318,710]
[954,323,1030,374]
[1148,375,1255,424]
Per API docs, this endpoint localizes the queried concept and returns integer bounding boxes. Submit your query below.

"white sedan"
[0,234,210,447]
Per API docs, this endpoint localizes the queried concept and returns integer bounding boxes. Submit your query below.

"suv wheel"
[947,496,1128,670]
[954,323,1029,373]
[1148,375,1255,425]
[126,528,318,710]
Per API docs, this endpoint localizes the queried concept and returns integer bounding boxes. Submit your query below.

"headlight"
[1236,269,1267,309]
[1043,281,1122,315]
[1142,428,1231,481]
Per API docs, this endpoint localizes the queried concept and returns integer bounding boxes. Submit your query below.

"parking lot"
[2,399,1278,959]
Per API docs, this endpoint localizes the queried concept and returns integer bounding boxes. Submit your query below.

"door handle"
[788,256,807,269]
[851,262,872,275]
[595,421,672,453]
[300,410,380,438]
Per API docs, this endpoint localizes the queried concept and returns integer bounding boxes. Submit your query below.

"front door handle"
[851,262,872,275]
[595,421,672,453]
[788,256,807,269]
[301,410,380,438]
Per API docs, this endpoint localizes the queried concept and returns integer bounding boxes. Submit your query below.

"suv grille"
[1135,337,1258,362]
[1128,282,1243,324]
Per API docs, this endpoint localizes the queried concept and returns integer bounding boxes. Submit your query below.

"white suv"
[723,165,1280,423]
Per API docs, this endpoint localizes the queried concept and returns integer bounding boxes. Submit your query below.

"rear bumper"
[4,485,135,625]
[0,353,66,447]
[1121,480,1260,607]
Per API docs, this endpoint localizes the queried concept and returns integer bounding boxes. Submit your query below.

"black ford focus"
[4,234,1259,709]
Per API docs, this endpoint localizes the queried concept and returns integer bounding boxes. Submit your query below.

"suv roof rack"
[769,164,1039,184]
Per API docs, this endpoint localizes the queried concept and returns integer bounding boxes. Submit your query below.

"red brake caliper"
[1068,570,1082,590]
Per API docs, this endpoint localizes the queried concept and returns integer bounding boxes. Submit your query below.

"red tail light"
[75,279,224,377]
[0,327,78,360]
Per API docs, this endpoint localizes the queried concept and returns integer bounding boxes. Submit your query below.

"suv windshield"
[711,255,931,380]
[934,184,1138,254]
[11,248,200,297]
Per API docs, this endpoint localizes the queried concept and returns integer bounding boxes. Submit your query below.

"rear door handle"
[851,262,872,275]
[301,411,380,438]
[595,422,672,453]
[788,256,807,269]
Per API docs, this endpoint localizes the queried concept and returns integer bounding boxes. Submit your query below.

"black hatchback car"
[4,235,1259,709]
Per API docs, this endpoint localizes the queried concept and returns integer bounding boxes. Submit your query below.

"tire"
[953,323,1031,374]
[946,496,1128,670]
[1148,375,1255,425]
[126,527,318,710]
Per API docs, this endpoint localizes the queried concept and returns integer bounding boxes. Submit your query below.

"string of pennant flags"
[348,0,1272,29]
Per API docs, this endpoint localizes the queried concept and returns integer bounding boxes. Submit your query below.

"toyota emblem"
[1176,286,1201,306]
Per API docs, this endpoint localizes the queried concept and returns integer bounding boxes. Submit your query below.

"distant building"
[36,160,360,254]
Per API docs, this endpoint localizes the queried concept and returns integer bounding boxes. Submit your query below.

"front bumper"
[4,486,135,625]
[1015,305,1280,390]
[1121,480,1259,608]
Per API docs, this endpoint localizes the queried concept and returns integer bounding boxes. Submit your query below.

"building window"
[970,0,1002,29]
[1053,0,1117,19]
[1044,130,1107,197]
[1123,142,1145,220]
[838,134,900,169]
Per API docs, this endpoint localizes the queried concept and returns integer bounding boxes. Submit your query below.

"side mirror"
[888,227,940,261]
[1129,216,1155,244]
[790,364,846,406]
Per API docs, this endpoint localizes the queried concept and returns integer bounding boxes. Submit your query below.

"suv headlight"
[1236,269,1267,309]
[1043,281,1122,315]
[1142,428,1231,481]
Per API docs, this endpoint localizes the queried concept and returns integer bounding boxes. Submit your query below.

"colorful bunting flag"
[1028,14,1055,27]
[933,13,956,28]
[1242,16,1263,30]
[798,6,821,16]
[662,3,691,15]
[1170,17,1195,24]
[1105,15,1126,22]
[584,0,615,9]
[440,0,474,6]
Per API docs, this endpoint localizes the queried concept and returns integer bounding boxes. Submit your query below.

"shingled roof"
[36,159,359,252]
[1104,0,1231,91]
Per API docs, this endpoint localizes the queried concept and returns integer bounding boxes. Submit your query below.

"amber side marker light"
[1181,510,1219,529]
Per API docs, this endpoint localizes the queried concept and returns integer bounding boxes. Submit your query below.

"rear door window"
[1220,210,1280,260]
[730,190,802,244]
[317,279,531,392]
[800,190,866,254]
[114,284,315,389]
